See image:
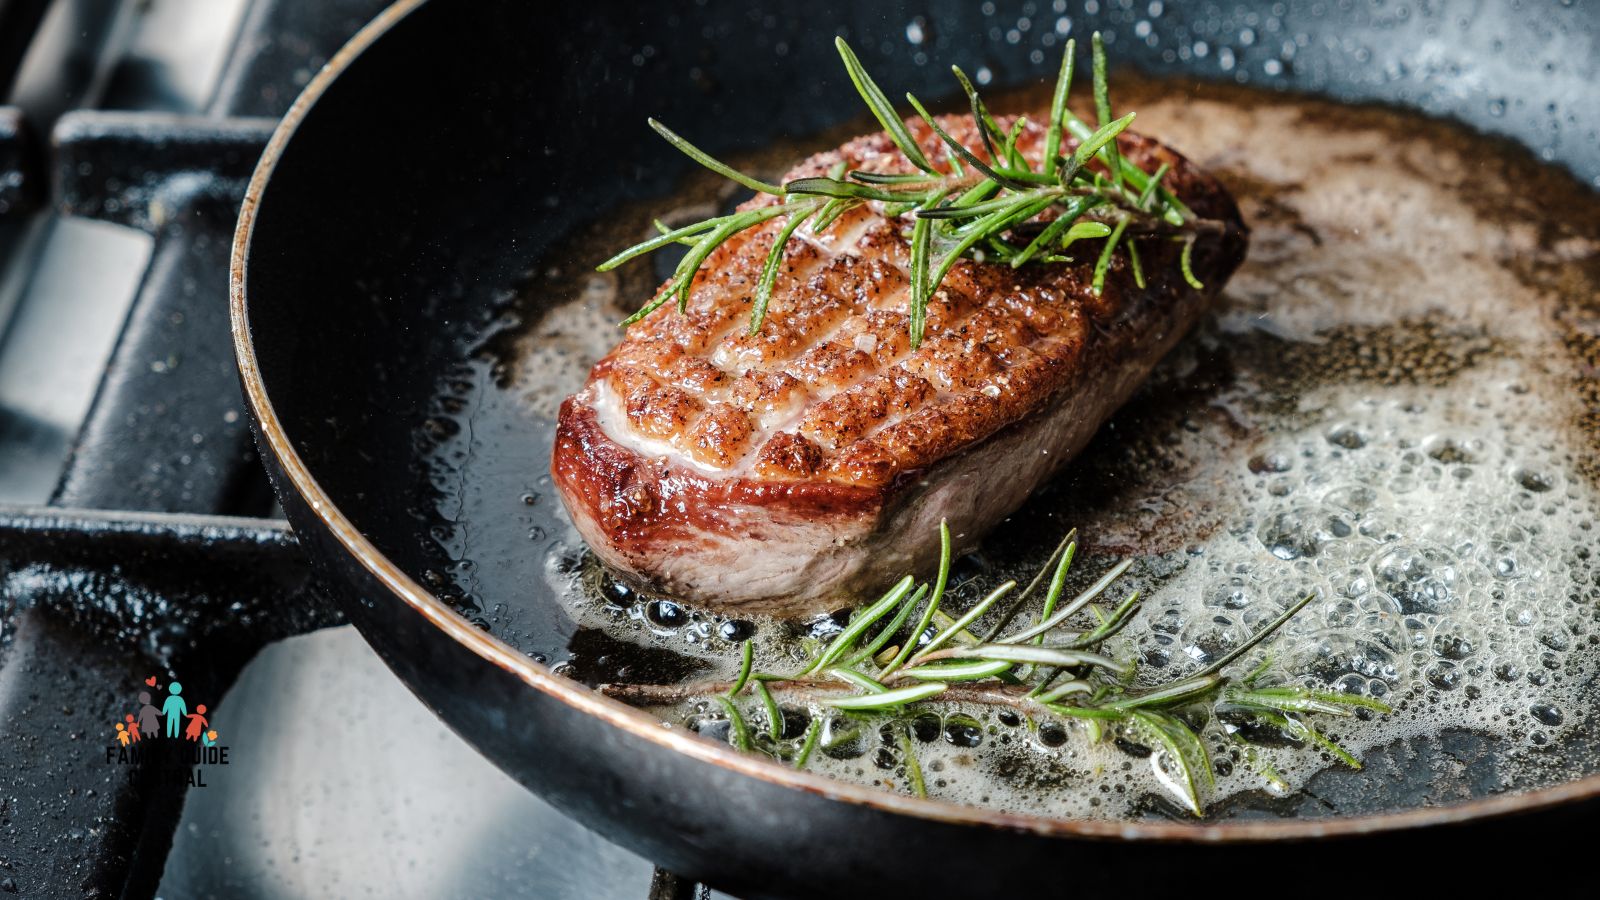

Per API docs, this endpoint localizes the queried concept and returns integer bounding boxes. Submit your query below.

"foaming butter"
[526,79,1600,820]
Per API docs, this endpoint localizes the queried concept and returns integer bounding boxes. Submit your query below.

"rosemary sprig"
[600,34,1216,348]
[606,520,1390,816]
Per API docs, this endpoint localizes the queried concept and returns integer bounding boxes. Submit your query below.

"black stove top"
[0,2,720,897]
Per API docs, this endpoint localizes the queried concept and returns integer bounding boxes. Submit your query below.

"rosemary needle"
[726,640,754,698]
[827,682,948,711]
[898,726,928,798]
[898,658,1014,682]
[1091,32,1125,196]
[716,696,751,751]
[753,680,783,741]
[793,717,823,770]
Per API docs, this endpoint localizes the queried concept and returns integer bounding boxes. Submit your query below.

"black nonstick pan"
[231,1,1600,895]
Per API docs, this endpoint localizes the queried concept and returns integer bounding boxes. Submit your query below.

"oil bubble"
[1257,505,1352,560]
[1371,543,1461,614]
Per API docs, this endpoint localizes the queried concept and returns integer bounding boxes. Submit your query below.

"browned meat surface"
[553,114,1248,616]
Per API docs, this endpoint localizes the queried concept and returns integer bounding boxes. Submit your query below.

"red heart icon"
[145,676,158,687]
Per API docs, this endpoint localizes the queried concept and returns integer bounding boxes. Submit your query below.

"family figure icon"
[118,678,218,745]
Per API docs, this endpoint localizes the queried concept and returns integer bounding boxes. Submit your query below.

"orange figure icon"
[184,704,209,742]
[115,722,131,747]
[124,714,141,744]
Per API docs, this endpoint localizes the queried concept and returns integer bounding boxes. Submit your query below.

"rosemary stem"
[601,679,1039,709]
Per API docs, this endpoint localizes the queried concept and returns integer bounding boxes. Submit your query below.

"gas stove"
[0,2,718,897]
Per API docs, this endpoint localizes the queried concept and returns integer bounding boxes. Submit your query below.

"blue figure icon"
[161,681,187,738]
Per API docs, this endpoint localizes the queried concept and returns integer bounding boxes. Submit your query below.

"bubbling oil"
[473,78,1600,820]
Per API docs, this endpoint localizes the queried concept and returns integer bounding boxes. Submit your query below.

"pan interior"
[422,78,1600,821]
[242,0,1600,825]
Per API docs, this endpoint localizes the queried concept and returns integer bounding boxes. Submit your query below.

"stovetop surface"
[159,628,658,900]
[0,1,723,897]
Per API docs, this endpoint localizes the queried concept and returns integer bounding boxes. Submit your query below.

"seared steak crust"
[553,115,1247,616]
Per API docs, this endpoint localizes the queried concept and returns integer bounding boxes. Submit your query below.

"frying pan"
[231,0,1600,894]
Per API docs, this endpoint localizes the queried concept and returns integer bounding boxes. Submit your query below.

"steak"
[553,114,1247,617]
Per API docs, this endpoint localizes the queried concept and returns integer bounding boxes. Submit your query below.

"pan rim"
[229,0,1600,843]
